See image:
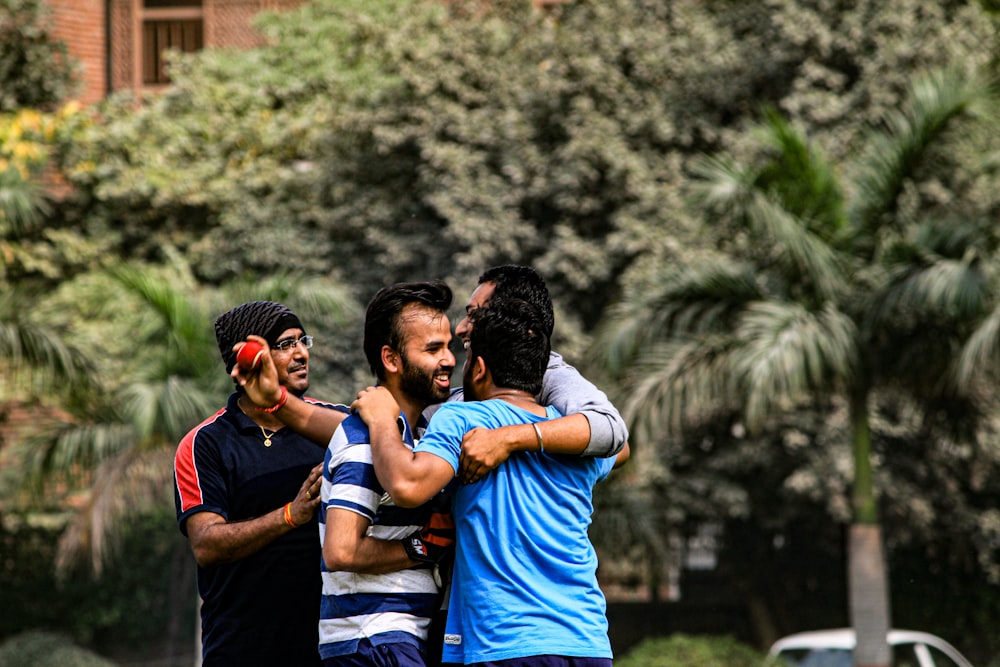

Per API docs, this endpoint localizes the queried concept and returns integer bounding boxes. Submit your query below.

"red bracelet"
[255,386,288,414]
[283,502,297,528]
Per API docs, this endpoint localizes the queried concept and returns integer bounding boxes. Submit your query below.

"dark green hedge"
[0,509,195,660]
[617,634,770,667]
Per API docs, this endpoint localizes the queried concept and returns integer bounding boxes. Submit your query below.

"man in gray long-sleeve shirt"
[436,264,629,484]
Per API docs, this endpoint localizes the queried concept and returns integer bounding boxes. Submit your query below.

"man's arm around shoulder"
[354,386,455,508]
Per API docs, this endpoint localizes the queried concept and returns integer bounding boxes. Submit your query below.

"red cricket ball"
[236,340,265,370]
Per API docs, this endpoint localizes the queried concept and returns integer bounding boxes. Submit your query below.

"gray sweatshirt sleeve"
[537,351,629,457]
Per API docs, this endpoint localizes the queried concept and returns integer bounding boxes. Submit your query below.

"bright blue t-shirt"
[414,399,615,664]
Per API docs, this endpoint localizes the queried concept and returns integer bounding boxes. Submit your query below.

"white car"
[768,628,974,667]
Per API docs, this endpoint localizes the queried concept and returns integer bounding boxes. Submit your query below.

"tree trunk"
[848,523,891,667]
[848,387,890,667]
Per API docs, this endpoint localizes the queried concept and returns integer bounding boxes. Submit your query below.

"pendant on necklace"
[260,426,275,447]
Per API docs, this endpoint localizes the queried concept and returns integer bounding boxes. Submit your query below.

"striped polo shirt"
[318,411,444,660]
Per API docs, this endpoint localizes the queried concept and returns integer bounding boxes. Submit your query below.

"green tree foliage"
[0,288,93,396]
[0,511,194,663]
[0,632,116,667]
[53,0,412,286]
[0,110,94,402]
[0,0,77,111]
[53,0,998,330]
[0,2,92,397]
[56,0,691,332]
[1,106,81,274]
[596,67,1000,662]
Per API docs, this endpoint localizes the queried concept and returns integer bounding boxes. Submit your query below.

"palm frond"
[753,107,846,236]
[594,258,760,376]
[105,262,218,377]
[221,271,361,327]
[869,254,989,333]
[744,192,846,301]
[912,216,995,260]
[621,335,740,445]
[848,68,997,240]
[17,421,135,495]
[956,303,1000,386]
[120,375,219,444]
[690,153,756,214]
[0,303,95,392]
[691,153,846,301]
[735,302,857,430]
[55,447,175,576]
[0,165,48,235]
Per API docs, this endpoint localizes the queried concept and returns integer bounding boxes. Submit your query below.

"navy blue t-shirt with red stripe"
[174,391,350,667]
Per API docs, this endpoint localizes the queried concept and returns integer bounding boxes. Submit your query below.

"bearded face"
[399,347,453,406]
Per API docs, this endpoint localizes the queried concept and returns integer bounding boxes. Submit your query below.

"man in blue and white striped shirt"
[318,280,458,667]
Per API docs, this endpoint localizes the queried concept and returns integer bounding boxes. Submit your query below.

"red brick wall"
[47,0,306,104]
[208,0,304,48]
[47,0,108,105]
[108,0,136,94]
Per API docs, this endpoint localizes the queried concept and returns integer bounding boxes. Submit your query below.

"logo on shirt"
[444,634,462,645]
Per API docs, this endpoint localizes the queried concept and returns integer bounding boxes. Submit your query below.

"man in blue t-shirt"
[354,298,629,667]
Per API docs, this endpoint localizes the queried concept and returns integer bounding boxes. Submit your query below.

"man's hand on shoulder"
[351,386,400,429]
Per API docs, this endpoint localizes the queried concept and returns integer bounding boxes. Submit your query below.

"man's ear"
[381,345,401,375]
[471,355,488,384]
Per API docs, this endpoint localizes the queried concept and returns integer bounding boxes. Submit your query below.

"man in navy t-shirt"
[174,301,349,666]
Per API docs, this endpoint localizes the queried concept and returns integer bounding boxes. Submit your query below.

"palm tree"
[1,160,96,504]
[597,68,999,666]
[7,256,358,662]
[15,259,359,569]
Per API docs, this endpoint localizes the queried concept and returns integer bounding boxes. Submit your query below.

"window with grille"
[142,1,203,85]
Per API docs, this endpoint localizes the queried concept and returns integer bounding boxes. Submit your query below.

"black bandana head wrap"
[214,301,304,373]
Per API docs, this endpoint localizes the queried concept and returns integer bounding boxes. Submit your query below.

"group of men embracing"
[173,265,630,667]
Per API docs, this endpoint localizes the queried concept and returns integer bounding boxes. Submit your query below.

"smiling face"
[271,327,310,396]
[455,281,496,350]
[395,304,456,407]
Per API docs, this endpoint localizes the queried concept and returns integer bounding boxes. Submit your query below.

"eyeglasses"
[272,335,314,352]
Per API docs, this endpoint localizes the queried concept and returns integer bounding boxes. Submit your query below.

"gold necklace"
[239,397,278,446]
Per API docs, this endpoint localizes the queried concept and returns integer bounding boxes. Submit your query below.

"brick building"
[47,0,305,105]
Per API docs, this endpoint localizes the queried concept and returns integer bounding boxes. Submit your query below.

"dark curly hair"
[477,265,554,337]
[468,297,550,395]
